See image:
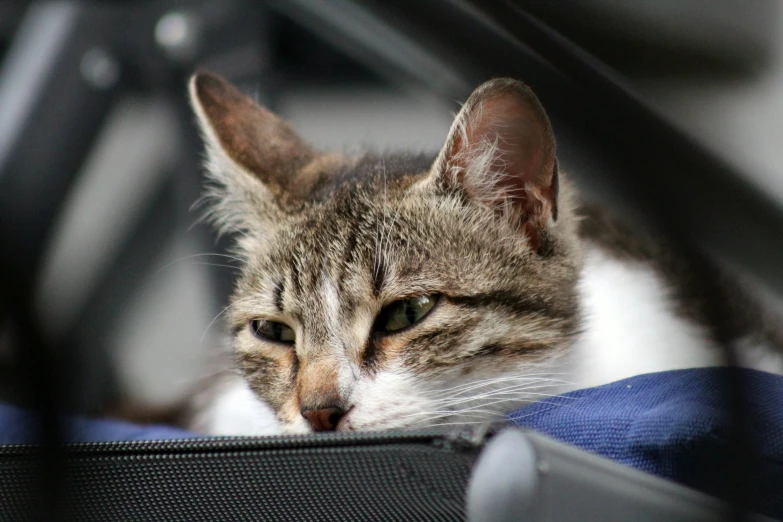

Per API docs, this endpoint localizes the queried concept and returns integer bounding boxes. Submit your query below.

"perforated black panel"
[0,432,480,521]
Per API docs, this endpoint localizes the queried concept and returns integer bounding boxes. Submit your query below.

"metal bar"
[468,428,776,522]
[269,0,472,99]
[0,1,121,286]
[0,2,124,518]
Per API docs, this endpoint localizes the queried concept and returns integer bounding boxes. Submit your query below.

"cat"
[186,71,783,435]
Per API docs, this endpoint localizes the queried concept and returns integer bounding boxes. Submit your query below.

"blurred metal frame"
[0,4,123,517]
[0,2,120,290]
[0,0,269,403]
[0,1,268,518]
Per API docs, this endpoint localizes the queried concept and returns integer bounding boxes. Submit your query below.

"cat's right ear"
[188,71,319,202]
[431,78,558,250]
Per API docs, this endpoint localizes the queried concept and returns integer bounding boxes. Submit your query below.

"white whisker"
[435,386,573,408]
[200,300,240,343]
[426,374,572,398]
[154,252,244,278]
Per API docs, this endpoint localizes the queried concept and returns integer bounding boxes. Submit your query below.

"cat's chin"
[278,420,428,434]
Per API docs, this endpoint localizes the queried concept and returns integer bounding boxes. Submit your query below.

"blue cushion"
[507,368,783,519]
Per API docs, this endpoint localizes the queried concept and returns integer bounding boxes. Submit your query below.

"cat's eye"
[250,319,295,345]
[377,295,439,333]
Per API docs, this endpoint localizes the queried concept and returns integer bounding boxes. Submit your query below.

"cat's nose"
[301,406,346,432]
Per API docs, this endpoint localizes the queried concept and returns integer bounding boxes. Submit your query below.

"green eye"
[250,319,295,344]
[378,295,439,333]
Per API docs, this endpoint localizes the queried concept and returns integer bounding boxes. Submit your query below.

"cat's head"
[190,72,583,433]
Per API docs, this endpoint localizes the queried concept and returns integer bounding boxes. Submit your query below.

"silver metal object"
[467,428,776,522]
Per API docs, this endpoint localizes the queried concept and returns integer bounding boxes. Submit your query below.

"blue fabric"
[0,403,196,444]
[507,368,783,519]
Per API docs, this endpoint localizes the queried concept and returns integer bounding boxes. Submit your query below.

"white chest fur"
[570,245,783,388]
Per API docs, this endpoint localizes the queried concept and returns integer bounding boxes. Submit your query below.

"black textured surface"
[0,432,480,521]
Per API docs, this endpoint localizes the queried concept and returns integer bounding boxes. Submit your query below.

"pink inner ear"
[470,97,554,195]
[448,88,558,234]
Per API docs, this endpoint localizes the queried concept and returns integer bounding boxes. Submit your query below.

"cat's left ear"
[432,78,558,248]
[188,71,319,200]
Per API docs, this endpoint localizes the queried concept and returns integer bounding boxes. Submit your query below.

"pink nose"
[301,407,346,432]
